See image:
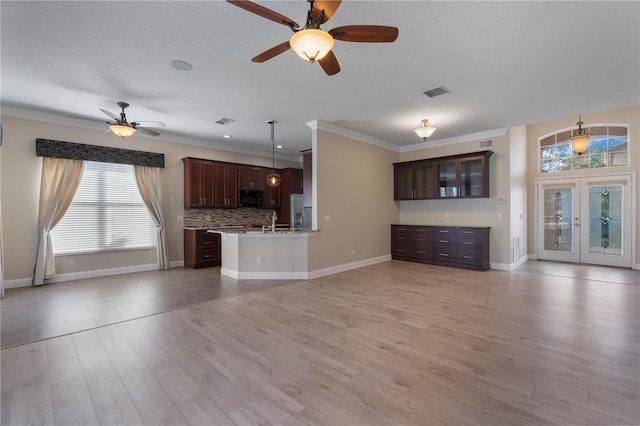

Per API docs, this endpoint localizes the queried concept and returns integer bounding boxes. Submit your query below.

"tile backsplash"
[183,208,277,229]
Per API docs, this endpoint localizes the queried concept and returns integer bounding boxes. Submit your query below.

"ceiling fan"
[227,0,399,76]
[100,102,165,138]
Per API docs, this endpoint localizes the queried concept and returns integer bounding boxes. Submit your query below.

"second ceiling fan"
[227,0,398,76]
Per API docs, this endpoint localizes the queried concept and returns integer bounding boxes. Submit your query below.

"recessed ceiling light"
[224,135,231,139]
[277,145,283,149]
[170,60,193,71]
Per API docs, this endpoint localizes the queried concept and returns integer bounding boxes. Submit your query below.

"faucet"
[271,211,278,232]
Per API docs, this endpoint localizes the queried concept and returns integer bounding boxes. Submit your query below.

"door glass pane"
[543,187,573,252]
[415,162,434,198]
[437,160,457,197]
[460,158,483,197]
[588,185,623,256]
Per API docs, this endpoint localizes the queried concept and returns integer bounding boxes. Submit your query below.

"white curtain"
[0,168,4,298]
[33,157,84,286]
[134,165,169,269]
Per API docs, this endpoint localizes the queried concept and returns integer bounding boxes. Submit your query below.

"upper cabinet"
[214,163,238,208]
[394,161,436,200]
[238,166,264,191]
[183,157,215,208]
[394,151,493,201]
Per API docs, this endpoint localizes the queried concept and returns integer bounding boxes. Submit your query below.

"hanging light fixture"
[571,115,590,155]
[289,29,334,63]
[109,124,137,138]
[266,120,281,187]
[414,119,436,141]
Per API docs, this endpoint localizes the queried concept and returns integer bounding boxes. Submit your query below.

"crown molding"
[306,119,401,152]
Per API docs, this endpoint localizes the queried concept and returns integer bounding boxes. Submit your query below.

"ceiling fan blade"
[251,41,291,63]
[100,108,119,121]
[329,25,399,43]
[312,0,342,25]
[226,0,299,29]
[131,121,166,128]
[318,50,340,76]
[136,127,160,137]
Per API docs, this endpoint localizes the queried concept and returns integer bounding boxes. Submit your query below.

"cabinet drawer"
[392,246,432,260]
[196,248,220,263]
[392,225,431,234]
[434,235,483,249]
[392,233,432,246]
[433,248,483,265]
[196,233,220,250]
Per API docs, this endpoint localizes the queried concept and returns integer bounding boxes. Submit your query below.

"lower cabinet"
[184,229,221,268]
[391,225,490,270]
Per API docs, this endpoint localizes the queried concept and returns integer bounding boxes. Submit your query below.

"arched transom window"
[539,124,629,173]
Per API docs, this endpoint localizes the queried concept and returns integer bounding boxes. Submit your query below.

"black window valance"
[35,138,164,168]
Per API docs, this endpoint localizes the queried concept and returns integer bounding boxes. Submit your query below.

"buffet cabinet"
[184,229,221,268]
[391,225,490,270]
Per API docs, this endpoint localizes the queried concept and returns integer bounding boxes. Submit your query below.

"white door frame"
[535,172,636,268]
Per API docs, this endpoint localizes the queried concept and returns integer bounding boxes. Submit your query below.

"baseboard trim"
[221,268,309,280]
[308,255,391,280]
[4,263,165,288]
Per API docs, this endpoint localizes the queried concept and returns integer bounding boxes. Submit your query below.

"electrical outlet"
[177,214,183,221]
[256,257,262,265]
[444,212,450,219]
[351,249,356,256]
[68,258,75,267]
[498,213,503,220]
[324,214,331,222]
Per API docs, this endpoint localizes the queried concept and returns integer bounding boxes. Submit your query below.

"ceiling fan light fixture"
[414,119,436,141]
[571,115,590,154]
[290,29,334,62]
[110,124,137,138]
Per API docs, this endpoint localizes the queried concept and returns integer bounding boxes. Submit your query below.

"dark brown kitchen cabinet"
[277,168,303,225]
[394,160,435,200]
[238,166,264,191]
[183,157,215,208]
[391,225,490,270]
[263,169,281,209]
[184,229,221,268]
[302,150,312,207]
[214,163,238,208]
[394,151,493,200]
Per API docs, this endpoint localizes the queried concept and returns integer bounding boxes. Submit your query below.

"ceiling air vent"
[423,86,449,98]
[215,117,234,125]
[479,139,493,148]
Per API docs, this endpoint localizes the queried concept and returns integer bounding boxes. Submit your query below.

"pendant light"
[266,120,281,187]
[414,119,436,141]
[571,115,590,155]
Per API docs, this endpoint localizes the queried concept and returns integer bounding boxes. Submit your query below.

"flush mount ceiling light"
[414,119,436,141]
[571,115,590,154]
[266,120,281,187]
[289,28,334,62]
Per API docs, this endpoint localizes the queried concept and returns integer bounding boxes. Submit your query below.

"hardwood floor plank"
[45,336,100,425]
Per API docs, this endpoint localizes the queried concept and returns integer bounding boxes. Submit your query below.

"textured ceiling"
[1,1,638,160]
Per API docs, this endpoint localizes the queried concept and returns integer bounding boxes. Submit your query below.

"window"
[51,161,156,255]
[539,125,629,173]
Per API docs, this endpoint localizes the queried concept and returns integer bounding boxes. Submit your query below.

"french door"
[537,174,634,267]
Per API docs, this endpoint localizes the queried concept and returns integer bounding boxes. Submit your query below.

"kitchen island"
[209,229,315,279]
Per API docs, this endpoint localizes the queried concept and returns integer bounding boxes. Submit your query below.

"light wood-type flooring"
[1,260,639,425]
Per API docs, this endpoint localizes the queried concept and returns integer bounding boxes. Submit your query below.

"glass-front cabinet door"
[460,156,487,197]
[415,161,435,199]
[437,160,458,198]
